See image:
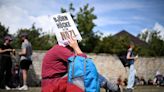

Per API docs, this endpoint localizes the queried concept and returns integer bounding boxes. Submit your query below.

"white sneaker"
[5,86,11,90]
[18,85,28,90]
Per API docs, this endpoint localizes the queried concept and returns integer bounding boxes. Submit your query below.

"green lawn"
[101,86,164,92]
[0,86,163,92]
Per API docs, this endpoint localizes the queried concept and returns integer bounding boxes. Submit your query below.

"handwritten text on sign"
[60,30,76,40]
[53,15,71,29]
[52,13,82,46]
[53,15,76,40]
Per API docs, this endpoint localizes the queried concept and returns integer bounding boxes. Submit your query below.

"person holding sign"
[41,37,85,92]
[42,13,120,92]
[41,37,120,92]
[42,13,84,92]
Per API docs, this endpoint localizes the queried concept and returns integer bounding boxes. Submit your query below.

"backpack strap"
[84,58,87,75]
[72,56,87,78]
[72,56,77,78]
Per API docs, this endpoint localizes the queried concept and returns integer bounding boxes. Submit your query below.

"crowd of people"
[117,72,164,89]
[147,71,164,86]
[0,33,163,92]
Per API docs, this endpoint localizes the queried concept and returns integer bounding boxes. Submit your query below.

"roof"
[113,30,148,46]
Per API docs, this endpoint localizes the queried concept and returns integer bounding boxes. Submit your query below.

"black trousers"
[0,56,12,88]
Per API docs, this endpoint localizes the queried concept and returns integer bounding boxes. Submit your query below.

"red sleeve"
[77,53,87,58]
[55,45,74,62]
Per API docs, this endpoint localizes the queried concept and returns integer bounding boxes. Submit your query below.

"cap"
[4,35,12,41]
[20,32,28,37]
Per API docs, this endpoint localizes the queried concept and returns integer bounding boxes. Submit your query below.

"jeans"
[127,64,136,89]
[99,74,119,92]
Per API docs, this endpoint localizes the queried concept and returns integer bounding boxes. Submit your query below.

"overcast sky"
[0,0,164,36]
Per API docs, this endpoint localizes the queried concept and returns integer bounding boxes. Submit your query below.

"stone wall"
[88,54,164,82]
[29,51,164,85]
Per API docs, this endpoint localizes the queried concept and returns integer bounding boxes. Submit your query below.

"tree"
[137,31,149,42]
[0,22,9,44]
[148,31,164,56]
[76,4,101,52]
[94,35,115,53]
[138,30,164,56]
[61,3,76,21]
[60,3,101,52]
[94,34,133,54]
[12,24,41,49]
[12,24,56,50]
[38,34,57,50]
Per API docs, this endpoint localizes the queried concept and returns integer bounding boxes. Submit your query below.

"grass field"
[101,86,164,92]
[0,86,163,92]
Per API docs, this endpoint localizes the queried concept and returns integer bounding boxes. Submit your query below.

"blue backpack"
[68,56,100,92]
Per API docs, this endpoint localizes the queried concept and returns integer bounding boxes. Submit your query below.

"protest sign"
[52,13,82,46]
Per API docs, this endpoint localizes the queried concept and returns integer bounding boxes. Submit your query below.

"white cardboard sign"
[52,13,82,46]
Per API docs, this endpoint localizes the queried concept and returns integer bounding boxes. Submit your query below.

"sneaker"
[18,85,28,90]
[117,84,121,92]
[5,86,11,90]
[126,88,133,92]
